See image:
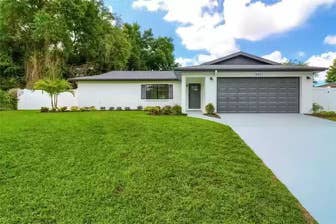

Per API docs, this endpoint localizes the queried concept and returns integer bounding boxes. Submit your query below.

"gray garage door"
[217,77,300,113]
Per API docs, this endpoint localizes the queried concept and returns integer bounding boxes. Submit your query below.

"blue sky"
[106,0,336,79]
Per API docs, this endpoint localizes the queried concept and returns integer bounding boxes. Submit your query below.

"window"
[141,84,173,99]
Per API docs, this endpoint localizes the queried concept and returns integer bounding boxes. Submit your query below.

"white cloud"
[222,0,336,41]
[306,51,336,80]
[175,57,195,67]
[298,51,306,57]
[175,54,218,67]
[133,0,336,60]
[263,51,289,63]
[324,35,336,45]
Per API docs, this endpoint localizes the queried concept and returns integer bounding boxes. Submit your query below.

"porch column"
[181,75,187,113]
[204,75,217,112]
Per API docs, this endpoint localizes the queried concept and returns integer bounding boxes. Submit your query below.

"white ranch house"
[69,52,326,114]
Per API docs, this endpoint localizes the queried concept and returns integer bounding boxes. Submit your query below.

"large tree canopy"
[0,0,176,90]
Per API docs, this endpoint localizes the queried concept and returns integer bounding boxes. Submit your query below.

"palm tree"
[33,79,73,109]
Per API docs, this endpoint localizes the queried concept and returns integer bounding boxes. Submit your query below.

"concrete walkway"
[189,113,336,224]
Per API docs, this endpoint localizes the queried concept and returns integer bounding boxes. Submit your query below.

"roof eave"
[175,67,327,72]
[69,79,180,81]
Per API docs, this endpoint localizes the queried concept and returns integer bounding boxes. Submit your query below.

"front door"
[189,83,201,109]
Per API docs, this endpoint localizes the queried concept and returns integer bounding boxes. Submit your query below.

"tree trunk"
[50,94,54,109]
[55,94,58,109]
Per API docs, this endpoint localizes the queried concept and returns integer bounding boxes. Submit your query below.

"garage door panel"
[217,77,299,113]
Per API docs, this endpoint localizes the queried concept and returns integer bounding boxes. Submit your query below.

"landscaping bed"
[311,111,336,121]
[0,111,314,223]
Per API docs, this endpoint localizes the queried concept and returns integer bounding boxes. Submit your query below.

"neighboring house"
[70,51,326,114]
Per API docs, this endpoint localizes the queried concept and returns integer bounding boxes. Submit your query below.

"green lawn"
[0,111,314,223]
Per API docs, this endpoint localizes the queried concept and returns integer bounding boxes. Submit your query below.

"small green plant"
[319,111,336,116]
[148,106,161,115]
[144,106,153,112]
[137,106,143,111]
[171,105,182,115]
[162,105,172,115]
[59,106,68,112]
[80,107,89,112]
[40,107,49,112]
[100,107,106,111]
[116,107,122,111]
[312,103,324,114]
[205,103,215,114]
[33,78,73,110]
[109,107,115,111]
[124,107,131,111]
[70,106,79,112]
[144,105,183,116]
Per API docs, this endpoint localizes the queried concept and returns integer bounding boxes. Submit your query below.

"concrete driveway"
[190,113,336,224]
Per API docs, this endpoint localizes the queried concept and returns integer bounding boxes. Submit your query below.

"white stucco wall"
[181,71,314,114]
[18,89,78,110]
[77,81,181,109]
[312,88,336,111]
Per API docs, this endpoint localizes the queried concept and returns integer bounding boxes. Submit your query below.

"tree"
[326,59,336,83]
[0,1,176,89]
[123,23,144,70]
[123,24,176,70]
[33,79,73,109]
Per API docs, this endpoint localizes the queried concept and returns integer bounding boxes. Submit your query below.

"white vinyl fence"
[18,89,78,110]
[312,88,336,111]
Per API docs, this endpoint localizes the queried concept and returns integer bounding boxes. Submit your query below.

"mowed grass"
[0,111,314,223]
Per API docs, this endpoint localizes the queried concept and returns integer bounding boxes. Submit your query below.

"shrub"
[312,103,324,114]
[80,107,89,112]
[124,107,131,111]
[116,107,122,111]
[7,88,18,110]
[89,106,97,111]
[109,107,115,111]
[171,105,182,115]
[50,108,57,112]
[137,106,143,111]
[59,106,68,112]
[40,107,49,112]
[319,111,336,116]
[205,103,215,114]
[162,105,172,115]
[100,107,106,111]
[144,106,153,111]
[148,106,161,115]
[70,106,79,112]
[0,89,16,110]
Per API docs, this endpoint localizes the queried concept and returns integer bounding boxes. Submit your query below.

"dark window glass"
[141,84,173,99]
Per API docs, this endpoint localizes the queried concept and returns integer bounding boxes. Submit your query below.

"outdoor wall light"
[210,77,214,80]
[306,76,311,80]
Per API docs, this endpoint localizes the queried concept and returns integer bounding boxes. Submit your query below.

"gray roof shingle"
[201,51,281,65]
[69,71,179,81]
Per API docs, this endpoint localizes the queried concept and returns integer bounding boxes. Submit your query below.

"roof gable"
[202,51,280,65]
